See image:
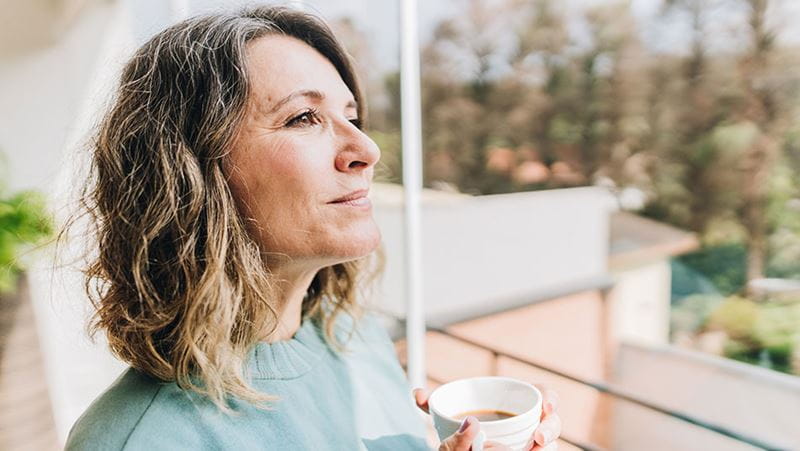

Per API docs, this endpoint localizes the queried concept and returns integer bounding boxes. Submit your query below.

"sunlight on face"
[226,35,381,268]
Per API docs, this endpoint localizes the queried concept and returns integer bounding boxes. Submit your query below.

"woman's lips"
[329,189,371,209]
[330,189,368,203]
[332,196,372,208]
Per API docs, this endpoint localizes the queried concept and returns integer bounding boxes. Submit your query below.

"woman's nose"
[334,121,381,173]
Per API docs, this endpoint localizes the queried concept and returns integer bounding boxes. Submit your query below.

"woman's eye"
[286,109,321,128]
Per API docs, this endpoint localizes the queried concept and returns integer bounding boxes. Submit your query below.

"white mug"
[428,376,542,451]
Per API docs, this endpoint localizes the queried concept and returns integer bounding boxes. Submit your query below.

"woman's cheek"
[263,136,323,180]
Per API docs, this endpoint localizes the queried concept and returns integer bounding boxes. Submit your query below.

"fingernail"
[458,416,472,433]
[538,429,553,444]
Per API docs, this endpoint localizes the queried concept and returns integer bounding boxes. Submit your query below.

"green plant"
[702,295,800,375]
[670,293,724,336]
[753,302,800,352]
[0,190,52,293]
[707,296,760,342]
[677,244,748,296]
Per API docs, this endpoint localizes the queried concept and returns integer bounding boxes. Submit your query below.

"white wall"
[0,2,110,193]
[0,0,173,443]
[371,186,614,321]
[609,260,672,346]
[612,342,800,450]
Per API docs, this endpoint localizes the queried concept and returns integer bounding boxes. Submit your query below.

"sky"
[169,0,800,73]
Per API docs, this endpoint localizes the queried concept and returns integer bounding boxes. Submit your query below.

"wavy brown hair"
[76,5,376,411]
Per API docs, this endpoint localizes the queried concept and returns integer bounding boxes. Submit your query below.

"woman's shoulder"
[65,368,214,450]
[329,307,395,348]
[65,368,161,450]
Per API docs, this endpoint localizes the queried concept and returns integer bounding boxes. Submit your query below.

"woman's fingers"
[522,384,560,450]
[531,412,562,448]
[531,442,559,451]
[537,385,560,419]
[412,388,430,414]
[438,416,480,451]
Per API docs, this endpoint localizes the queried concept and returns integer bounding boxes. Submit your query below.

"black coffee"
[453,409,516,421]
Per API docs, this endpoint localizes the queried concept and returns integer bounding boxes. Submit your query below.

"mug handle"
[472,430,486,451]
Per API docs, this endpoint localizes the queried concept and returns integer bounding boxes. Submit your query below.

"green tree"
[734,0,795,282]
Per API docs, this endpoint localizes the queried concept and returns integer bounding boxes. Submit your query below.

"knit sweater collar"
[249,316,329,380]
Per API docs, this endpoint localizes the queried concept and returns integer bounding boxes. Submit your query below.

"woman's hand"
[434,414,482,451]
[413,385,561,451]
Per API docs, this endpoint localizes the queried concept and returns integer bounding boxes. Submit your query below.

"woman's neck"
[263,264,319,343]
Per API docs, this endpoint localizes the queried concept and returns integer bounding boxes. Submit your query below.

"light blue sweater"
[65,311,430,450]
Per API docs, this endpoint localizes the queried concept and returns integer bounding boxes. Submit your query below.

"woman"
[65,5,561,450]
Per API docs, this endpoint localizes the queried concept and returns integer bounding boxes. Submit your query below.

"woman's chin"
[330,227,382,262]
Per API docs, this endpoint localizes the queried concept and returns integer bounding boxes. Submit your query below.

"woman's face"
[226,35,381,269]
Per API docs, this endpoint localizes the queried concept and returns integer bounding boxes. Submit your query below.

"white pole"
[400,0,426,390]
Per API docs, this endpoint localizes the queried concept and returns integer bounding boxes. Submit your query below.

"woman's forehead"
[245,35,354,111]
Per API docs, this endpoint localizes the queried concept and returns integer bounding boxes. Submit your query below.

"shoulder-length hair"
[79,5,374,411]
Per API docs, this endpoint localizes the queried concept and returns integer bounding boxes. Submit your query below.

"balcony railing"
[414,325,782,451]
[387,294,784,451]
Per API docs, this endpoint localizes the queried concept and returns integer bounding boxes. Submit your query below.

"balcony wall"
[612,342,800,450]
[370,184,615,322]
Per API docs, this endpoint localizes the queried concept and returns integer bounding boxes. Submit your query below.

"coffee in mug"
[453,409,517,422]
[428,376,542,451]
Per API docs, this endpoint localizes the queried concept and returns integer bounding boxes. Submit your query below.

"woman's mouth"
[332,197,371,207]
[329,189,371,209]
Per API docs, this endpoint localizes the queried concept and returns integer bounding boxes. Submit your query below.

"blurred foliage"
[365,0,800,283]
[765,151,800,280]
[334,0,800,374]
[369,130,403,185]
[671,293,724,336]
[675,240,800,298]
[677,244,748,296]
[670,260,721,303]
[708,296,760,342]
[702,296,800,375]
[0,181,52,294]
[754,303,800,348]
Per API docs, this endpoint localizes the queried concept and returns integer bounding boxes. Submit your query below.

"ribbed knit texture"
[65,311,429,450]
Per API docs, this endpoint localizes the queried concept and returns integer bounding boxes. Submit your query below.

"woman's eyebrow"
[264,89,358,116]
[265,89,324,116]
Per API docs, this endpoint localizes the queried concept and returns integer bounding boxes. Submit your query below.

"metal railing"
[394,320,786,451]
